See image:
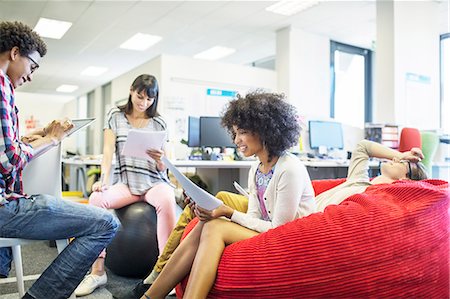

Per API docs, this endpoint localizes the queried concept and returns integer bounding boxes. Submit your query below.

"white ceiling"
[0,0,448,97]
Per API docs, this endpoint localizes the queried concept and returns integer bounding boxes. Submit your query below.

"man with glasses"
[0,21,120,299]
[25,54,39,73]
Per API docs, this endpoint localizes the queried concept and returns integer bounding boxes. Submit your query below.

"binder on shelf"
[365,124,399,149]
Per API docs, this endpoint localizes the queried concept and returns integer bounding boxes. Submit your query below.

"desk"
[172,160,254,168]
[62,158,101,197]
[62,158,255,196]
[302,159,381,180]
[62,157,381,196]
[172,160,254,195]
[432,162,450,181]
[171,159,381,194]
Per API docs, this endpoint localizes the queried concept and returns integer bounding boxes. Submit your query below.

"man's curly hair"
[221,91,301,160]
[0,21,47,57]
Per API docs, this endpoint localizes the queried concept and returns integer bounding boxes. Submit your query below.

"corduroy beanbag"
[177,179,449,298]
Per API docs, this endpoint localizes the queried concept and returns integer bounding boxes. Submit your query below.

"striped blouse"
[106,107,170,195]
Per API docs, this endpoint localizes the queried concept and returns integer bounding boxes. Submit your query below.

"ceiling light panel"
[265,0,320,16]
[34,17,72,39]
[56,84,79,93]
[194,46,236,61]
[81,66,108,77]
[119,33,162,51]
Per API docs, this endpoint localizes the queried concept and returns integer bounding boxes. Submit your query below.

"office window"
[77,95,88,155]
[330,41,372,128]
[441,33,450,133]
[86,91,95,154]
[100,82,112,151]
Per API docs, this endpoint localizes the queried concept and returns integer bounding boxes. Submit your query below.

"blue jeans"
[0,195,120,299]
[0,246,11,277]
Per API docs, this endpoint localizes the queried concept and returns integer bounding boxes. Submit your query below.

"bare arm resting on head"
[347,140,423,181]
[365,140,423,162]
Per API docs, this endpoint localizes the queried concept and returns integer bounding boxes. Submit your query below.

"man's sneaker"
[75,273,107,297]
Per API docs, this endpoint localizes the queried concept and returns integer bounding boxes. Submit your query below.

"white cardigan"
[231,152,316,233]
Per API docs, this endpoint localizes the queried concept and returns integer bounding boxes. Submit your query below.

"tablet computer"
[65,118,96,137]
[31,118,96,159]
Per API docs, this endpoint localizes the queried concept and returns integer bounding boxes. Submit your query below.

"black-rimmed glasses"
[26,55,39,73]
[400,160,413,179]
[405,161,412,179]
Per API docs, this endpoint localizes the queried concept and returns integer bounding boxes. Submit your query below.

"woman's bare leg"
[143,221,205,299]
[184,219,258,299]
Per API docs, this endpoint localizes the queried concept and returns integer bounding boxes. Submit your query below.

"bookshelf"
[365,124,399,149]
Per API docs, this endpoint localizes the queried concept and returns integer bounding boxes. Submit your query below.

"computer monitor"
[199,116,235,148]
[187,116,200,147]
[309,120,344,150]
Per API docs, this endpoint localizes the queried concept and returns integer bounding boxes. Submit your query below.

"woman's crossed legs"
[144,218,258,299]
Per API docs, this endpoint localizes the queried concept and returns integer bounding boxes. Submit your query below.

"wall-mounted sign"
[206,88,237,97]
[405,72,431,83]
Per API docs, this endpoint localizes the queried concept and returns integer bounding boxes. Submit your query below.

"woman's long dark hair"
[118,74,160,118]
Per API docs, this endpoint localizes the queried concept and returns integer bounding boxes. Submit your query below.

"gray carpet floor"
[0,241,176,299]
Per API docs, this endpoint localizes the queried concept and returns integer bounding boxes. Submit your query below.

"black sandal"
[132,281,151,298]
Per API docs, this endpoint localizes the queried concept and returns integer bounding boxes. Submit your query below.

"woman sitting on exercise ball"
[75,74,177,296]
[141,91,317,299]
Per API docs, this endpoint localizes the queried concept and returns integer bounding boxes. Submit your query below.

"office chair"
[399,127,421,152]
[420,131,439,177]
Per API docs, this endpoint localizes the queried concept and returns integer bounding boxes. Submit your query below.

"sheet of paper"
[233,181,249,198]
[162,156,222,210]
[121,130,166,160]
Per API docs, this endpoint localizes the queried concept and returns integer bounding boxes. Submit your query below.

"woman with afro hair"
[141,91,316,299]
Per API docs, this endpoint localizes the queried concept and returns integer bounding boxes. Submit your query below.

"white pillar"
[374,0,395,124]
[375,0,441,129]
[276,26,330,119]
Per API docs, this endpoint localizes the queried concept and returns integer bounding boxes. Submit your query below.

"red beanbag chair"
[177,179,449,298]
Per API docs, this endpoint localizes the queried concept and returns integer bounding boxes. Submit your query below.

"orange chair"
[399,127,422,152]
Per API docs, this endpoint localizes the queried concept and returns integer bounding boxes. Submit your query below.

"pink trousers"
[89,183,177,257]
